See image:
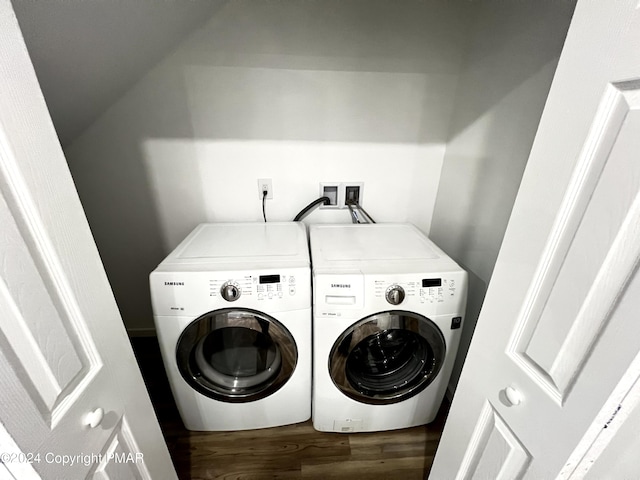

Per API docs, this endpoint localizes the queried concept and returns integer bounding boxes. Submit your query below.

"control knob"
[385,285,405,305]
[220,282,241,302]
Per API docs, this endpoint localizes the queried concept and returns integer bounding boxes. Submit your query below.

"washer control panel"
[374,279,418,300]
[420,277,460,303]
[421,278,445,304]
[385,284,406,305]
[374,276,461,305]
[313,271,466,318]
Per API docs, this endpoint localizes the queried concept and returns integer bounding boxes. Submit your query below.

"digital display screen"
[259,274,281,284]
[422,278,442,288]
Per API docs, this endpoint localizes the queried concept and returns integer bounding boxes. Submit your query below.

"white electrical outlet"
[257,178,273,199]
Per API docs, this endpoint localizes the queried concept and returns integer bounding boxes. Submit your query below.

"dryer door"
[329,310,446,405]
[176,308,297,403]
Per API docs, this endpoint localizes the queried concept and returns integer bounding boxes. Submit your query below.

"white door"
[0,3,177,479]
[430,1,640,478]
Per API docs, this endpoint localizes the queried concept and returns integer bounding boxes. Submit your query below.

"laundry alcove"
[13,0,577,395]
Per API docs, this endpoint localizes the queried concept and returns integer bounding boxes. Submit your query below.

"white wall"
[141,140,445,250]
[429,0,576,390]
[65,0,469,333]
[12,0,222,146]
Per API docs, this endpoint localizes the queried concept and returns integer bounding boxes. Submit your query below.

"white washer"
[310,223,467,433]
[150,222,311,431]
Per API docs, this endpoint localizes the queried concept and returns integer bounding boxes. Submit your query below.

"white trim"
[558,349,640,478]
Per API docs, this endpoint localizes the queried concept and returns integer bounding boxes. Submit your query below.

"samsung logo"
[164,282,184,286]
[331,283,351,288]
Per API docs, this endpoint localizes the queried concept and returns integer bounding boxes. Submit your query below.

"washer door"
[176,308,297,403]
[329,310,446,405]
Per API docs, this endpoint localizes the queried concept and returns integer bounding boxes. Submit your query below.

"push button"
[451,316,462,329]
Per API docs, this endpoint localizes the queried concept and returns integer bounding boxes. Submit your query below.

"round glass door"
[176,308,298,403]
[329,310,446,405]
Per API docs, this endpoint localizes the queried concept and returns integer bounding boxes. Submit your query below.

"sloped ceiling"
[12,0,224,146]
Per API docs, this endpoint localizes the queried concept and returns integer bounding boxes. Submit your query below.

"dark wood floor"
[131,337,448,480]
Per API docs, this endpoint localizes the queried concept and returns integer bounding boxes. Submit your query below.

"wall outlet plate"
[320,183,339,207]
[344,183,364,206]
[258,178,273,199]
[319,182,364,208]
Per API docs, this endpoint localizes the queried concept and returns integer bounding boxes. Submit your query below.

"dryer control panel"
[209,274,299,301]
[150,267,310,316]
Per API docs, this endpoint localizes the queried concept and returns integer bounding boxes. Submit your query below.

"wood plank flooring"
[131,336,448,480]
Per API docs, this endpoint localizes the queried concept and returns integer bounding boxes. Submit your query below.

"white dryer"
[310,223,467,433]
[150,222,311,431]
